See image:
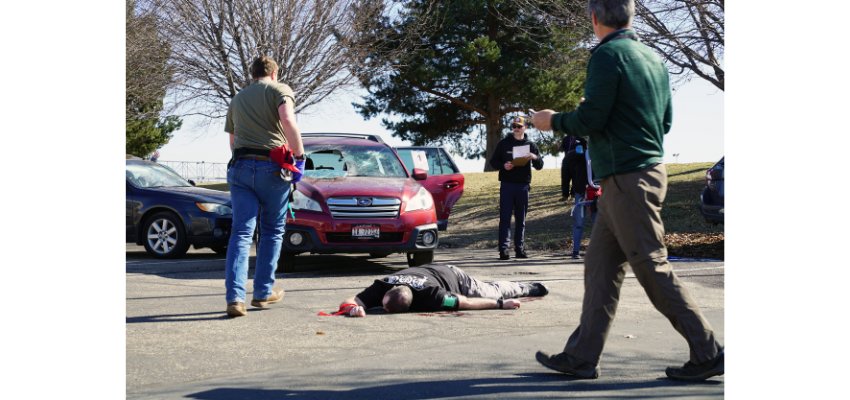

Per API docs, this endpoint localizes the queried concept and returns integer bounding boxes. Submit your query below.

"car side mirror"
[412,168,428,181]
[188,179,196,186]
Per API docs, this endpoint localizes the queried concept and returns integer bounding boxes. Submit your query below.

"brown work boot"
[251,288,285,308]
[226,302,247,318]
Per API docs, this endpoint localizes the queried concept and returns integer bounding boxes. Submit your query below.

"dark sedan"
[699,157,724,225]
[126,159,232,258]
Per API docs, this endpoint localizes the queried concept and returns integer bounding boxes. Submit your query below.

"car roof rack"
[302,132,385,144]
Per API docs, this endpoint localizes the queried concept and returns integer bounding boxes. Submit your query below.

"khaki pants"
[449,265,526,299]
[563,164,721,365]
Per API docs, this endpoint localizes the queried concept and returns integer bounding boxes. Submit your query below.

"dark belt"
[237,154,271,161]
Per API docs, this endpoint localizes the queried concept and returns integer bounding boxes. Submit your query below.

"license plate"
[352,225,380,239]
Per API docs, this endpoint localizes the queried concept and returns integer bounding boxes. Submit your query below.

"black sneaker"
[535,351,600,379]
[665,350,724,381]
[499,250,510,260]
[570,252,580,259]
[515,249,529,258]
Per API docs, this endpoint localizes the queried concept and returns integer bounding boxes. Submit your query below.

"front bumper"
[188,213,232,248]
[281,221,439,255]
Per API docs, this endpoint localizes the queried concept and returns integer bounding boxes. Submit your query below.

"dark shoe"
[570,252,580,259]
[526,282,549,297]
[226,302,247,318]
[251,288,285,308]
[559,196,568,202]
[499,250,510,260]
[535,351,600,379]
[665,350,724,381]
[515,249,529,258]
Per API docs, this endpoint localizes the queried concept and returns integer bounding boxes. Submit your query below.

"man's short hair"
[383,285,413,313]
[250,56,279,79]
[588,0,634,29]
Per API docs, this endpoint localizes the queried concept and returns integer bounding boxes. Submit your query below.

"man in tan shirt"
[223,56,305,318]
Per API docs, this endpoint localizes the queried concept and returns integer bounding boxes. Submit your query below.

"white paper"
[411,150,429,171]
[512,145,530,158]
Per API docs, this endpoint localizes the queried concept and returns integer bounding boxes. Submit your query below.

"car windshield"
[126,162,192,188]
[303,144,407,179]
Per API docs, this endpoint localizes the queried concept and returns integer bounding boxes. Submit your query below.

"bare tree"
[508,0,724,91]
[634,0,724,90]
[126,0,173,120]
[146,0,388,119]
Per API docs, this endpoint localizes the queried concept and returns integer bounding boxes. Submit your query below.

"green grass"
[200,162,723,259]
[437,162,723,259]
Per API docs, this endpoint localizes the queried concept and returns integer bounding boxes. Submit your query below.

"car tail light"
[706,166,722,190]
[707,168,723,181]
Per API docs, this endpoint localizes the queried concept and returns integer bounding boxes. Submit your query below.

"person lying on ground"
[337,263,549,317]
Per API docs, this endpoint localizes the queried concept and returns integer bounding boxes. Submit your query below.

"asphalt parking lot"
[126,245,724,399]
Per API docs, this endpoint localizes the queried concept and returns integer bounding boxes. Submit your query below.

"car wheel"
[278,252,296,273]
[211,245,228,255]
[407,251,434,267]
[369,252,391,259]
[143,211,189,258]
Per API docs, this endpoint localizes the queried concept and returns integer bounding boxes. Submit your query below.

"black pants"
[498,182,530,252]
[561,157,571,197]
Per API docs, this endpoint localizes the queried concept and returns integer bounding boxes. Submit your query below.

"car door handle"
[443,181,459,189]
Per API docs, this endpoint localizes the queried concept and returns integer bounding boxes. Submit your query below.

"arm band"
[497,298,504,309]
[441,295,459,310]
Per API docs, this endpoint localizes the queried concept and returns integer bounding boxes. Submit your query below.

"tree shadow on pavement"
[186,374,722,400]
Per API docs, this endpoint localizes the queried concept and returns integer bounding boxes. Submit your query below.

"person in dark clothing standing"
[488,116,544,260]
[563,136,595,259]
[559,135,587,201]
[530,0,723,381]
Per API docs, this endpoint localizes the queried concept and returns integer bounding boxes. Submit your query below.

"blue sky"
[159,76,724,172]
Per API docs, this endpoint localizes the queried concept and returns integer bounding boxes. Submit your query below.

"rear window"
[304,144,407,179]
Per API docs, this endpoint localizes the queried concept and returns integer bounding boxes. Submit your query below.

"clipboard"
[512,156,530,167]
[512,145,531,166]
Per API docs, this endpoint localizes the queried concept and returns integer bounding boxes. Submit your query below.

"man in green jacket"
[531,0,723,381]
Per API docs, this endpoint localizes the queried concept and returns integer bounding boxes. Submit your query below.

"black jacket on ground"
[488,134,544,183]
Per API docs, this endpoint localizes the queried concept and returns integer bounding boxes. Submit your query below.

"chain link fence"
[159,161,228,183]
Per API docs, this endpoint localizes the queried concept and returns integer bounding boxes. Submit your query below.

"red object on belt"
[586,185,602,201]
[270,144,301,174]
[318,303,358,317]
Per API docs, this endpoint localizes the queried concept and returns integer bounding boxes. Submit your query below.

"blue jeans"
[571,193,597,255]
[498,182,530,252]
[225,159,291,303]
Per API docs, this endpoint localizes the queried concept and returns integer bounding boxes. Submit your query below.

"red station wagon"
[279,133,463,270]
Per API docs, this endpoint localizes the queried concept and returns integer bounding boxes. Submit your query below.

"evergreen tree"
[126,0,181,158]
[353,0,590,170]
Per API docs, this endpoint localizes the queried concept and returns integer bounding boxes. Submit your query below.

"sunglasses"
[511,124,524,129]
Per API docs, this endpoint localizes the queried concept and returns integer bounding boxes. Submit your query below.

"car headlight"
[291,190,323,212]
[195,202,232,215]
[405,187,434,212]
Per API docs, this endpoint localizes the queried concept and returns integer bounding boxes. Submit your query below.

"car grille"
[327,197,401,219]
[325,232,404,243]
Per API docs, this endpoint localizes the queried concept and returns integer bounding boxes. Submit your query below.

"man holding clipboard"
[488,116,544,260]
